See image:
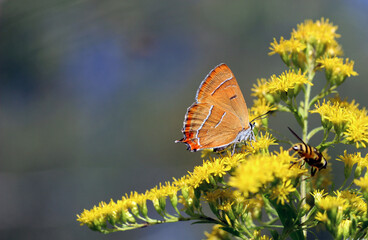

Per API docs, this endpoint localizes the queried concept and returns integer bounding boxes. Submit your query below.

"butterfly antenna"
[250,110,273,123]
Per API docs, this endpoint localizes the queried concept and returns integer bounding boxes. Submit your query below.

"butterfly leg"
[232,143,237,155]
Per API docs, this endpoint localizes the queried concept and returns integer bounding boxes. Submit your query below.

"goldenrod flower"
[204,224,230,240]
[222,152,248,169]
[354,174,368,193]
[245,132,277,154]
[311,100,348,132]
[325,40,343,56]
[337,219,353,239]
[311,189,328,203]
[270,179,296,205]
[229,148,304,198]
[337,150,367,178]
[252,78,270,99]
[249,99,277,127]
[246,194,264,219]
[269,37,306,56]
[316,195,347,211]
[312,98,368,147]
[334,190,367,215]
[266,70,311,99]
[317,57,358,86]
[344,110,368,148]
[292,18,340,56]
[251,230,272,240]
[315,211,328,222]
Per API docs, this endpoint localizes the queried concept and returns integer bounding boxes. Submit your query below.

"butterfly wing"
[176,102,244,151]
[176,63,251,151]
[195,63,249,127]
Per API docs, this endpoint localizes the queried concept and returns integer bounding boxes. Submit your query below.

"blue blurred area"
[0,1,367,239]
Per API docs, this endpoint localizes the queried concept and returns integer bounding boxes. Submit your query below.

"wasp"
[288,127,327,176]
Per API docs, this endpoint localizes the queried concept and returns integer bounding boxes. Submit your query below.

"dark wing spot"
[230,95,237,100]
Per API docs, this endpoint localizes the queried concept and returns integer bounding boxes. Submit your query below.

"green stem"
[300,43,316,239]
[309,85,337,108]
[307,126,324,141]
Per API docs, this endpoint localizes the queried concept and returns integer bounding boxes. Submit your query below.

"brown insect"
[288,127,327,176]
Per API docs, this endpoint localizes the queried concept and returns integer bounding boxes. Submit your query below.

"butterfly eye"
[293,146,299,151]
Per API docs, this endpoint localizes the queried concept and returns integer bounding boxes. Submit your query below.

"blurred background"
[0,1,367,239]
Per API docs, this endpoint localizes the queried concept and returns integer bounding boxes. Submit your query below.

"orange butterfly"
[176,63,255,154]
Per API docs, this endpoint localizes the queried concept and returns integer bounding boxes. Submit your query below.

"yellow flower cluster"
[244,132,277,154]
[251,70,311,104]
[77,181,180,230]
[292,18,340,49]
[229,148,306,202]
[313,189,367,236]
[270,179,296,205]
[269,36,306,56]
[311,99,368,148]
[269,18,342,67]
[204,224,230,240]
[267,70,311,94]
[337,150,368,178]
[317,57,358,86]
[249,98,277,126]
[77,151,253,230]
[251,230,273,240]
[355,174,368,193]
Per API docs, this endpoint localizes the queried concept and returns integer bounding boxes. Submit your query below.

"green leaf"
[267,196,305,240]
[271,230,280,240]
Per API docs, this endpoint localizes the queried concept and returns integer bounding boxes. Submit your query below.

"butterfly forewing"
[196,64,249,127]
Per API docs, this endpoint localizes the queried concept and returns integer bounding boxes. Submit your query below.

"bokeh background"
[0,1,367,239]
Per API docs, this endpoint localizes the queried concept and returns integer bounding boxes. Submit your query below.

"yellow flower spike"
[316,195,347,210]
[251,230,273,240]
[311,100,349,134]
[337,150,366,179]
[335,190,367,215]
[345,112,368,148]
[251,78,270,99]
[292,18,340,56]
[311,189,328,203]
[201,149,214,159]
[266,70,311,98]
[270,179,296,205]
[317,57,358,86]
[204,224,230,240]
[316,195,346,227]
[245,132,277,154]
[315,211,328,222]
[246,194,264,219]
[269,36,306,66]
[354,174,368,195]
[311,98,368,147]
[229,147,303,198]
[337,219,353,240]
[249,99,277,127]
[222,152,248,169]
[325,39,343,56]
